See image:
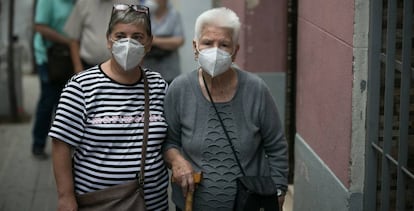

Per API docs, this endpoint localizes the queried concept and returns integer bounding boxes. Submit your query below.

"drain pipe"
[7,0,18,121]
[287,0,298,184]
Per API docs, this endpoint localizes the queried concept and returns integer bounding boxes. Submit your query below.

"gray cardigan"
[163,68,288,210]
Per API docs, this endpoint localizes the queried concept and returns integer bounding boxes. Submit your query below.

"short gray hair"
[194,7,241,44]
[106,8,152,37]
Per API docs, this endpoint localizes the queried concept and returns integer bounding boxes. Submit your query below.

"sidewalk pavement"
[0,73,57,211]
[0,73,293,211]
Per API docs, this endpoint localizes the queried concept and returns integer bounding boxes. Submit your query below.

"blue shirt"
[33,0,74,65]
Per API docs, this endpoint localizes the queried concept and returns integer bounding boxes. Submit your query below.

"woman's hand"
[171,156,194,197]
[278,195,285,211]
[164,148,194,197]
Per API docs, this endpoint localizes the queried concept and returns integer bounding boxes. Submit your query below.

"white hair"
[194,7,241,44]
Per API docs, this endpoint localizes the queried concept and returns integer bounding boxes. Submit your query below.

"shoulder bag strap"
[202,74,246,176]
[138,71,150,186]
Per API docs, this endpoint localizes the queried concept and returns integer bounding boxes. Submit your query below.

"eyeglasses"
[110,4,152,35]
[112,4,150,16]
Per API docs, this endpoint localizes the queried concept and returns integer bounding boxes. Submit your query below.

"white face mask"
[197,47,233,77]
[111,38,145,71]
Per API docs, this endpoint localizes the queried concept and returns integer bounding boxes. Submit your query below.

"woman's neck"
[101,60,142,84]
[199,68,238,103]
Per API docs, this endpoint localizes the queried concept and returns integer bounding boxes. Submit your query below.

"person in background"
[64,0,150,72]
[49,4,169,210]
[163,7,289,210]
[31,0,75,159]
[63,0,116,71]
[142,0,184,84]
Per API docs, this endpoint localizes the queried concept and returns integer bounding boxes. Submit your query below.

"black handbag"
[46,43,74,84]
[202,75,280,211]
[234,176,279,211]
[76,72,150,211]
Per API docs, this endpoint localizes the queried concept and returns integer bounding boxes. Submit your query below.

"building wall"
[0,0,33,117]
[294,0,354,209]
[221,0,288,125]
[294,135,349,211]
[175,0,212,74]
[295,0,354,186]
[222,0,288,73]
[0,0,34,73]
[294,0,369,210]
[349,1,369,209]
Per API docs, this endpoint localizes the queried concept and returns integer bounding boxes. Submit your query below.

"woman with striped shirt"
[49,4,169,210]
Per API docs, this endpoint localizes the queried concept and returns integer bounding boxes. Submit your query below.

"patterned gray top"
[195,103,241,209]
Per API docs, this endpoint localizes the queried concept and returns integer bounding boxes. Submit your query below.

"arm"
[62,1,84,72]
[34,24,71,46]
[35,23,82,73]
[152,11,185,51]
[152,36,184,51]
[162,79,194,196]
[52,139,77,211]
[258,82,289,209]
[68,40,83,73]
[34,0,71,46]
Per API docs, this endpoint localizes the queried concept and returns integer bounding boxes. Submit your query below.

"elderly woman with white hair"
[163,7,289,211]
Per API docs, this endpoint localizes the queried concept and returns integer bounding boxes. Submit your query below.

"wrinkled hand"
[171,157,194,197]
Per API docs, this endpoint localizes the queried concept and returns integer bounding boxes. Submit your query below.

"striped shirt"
[49,65,169,210]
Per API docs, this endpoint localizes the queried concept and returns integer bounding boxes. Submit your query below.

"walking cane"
[185,172,202,211]
[172,172,203,211]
